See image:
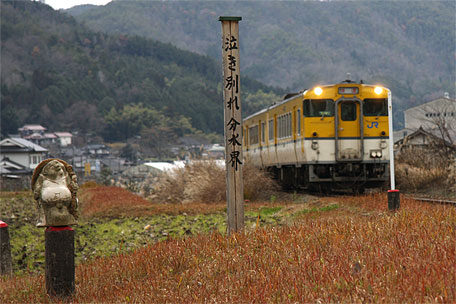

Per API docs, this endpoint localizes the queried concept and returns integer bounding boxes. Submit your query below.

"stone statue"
[32,159,79,227]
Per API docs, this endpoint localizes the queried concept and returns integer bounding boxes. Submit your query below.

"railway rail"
[291,187,456,207]
[405,196,456,206]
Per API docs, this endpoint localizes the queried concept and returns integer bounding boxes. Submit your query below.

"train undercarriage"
[268,162,389,193]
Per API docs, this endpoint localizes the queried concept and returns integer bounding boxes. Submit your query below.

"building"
[404,93,456,131]
[18,124,46,138]
[17,125,73,147]
[0,137,48,174]
[84,144,110,158]
[54,132,73,146]
[395,93,456,151]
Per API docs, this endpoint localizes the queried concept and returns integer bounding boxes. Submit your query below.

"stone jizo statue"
[32,159,79,227]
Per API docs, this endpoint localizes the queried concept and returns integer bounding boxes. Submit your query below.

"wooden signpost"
[220,16,244,233]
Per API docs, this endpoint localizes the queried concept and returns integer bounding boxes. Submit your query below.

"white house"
[0,137,48,172]
[54,132,73,146]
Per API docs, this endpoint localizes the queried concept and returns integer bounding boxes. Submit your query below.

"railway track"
[405,196,456,206]
[289,187,456,206]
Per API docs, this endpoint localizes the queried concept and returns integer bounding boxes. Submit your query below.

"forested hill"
[69,0,456,128]
[1,1,284,140]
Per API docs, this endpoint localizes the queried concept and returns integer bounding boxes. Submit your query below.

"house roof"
[44,133,58,139]
[0,157,32,174]
[18,124,46,131]
[395,127,455,148]
[54,132,73,137]
[405,96,456,113]
[24,133,45,140]
[86,144,108,150]
[0,137,48,152]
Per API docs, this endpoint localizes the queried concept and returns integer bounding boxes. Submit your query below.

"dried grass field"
[1,186,455,303]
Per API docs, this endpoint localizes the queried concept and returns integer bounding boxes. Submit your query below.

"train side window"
[261,122,265,144]
[296,109,301,136]
[268,119,274,140]
[303,99,334,117]
[340,101,357,121]
[288,113,292,137]
[363,98,388,116]
[285,113,288,137]
[277,117,281,139]
[249,125,259,145]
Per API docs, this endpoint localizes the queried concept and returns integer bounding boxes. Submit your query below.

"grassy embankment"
[1,187,455,302]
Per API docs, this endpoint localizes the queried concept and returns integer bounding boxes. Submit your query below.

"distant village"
[1,94,455,191]
[0,124,225,191]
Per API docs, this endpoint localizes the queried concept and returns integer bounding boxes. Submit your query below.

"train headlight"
[311,140,319,150]
[314,87,323,96]
[374,87,383,95]
[370,150,382,158]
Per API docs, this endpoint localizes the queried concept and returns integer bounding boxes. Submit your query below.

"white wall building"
[404,93,456,130]
[395,93,456,148]
[0,137,48,172]
[54,132,73,146]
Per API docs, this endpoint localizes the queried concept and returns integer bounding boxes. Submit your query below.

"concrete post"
[388,189,400,210]
[45,226,75,298]
[0,220,12,276]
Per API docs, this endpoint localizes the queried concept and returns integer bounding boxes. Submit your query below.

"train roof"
[243,81,389,122]
[243,90,307,121]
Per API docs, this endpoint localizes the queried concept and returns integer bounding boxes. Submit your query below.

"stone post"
[388,189,400,210]
[0,220,12,276]
[45,226,75,297]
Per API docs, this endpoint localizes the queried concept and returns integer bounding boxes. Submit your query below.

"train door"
[335,99,364,161]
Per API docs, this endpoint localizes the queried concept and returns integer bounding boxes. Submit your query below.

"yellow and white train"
[243,79,391,192]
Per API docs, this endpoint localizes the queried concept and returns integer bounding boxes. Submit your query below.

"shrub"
[395,149,453,192]
[80,180,99,188]
[395,163,448,191]
[149,161,279,204]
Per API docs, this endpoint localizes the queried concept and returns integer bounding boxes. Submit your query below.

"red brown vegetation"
[79,186,227,217]
[2,195,454,303]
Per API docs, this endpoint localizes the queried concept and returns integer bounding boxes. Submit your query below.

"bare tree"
[420,98,456,161]
[140,126,177,161]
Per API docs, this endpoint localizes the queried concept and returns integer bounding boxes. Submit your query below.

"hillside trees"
[102,103,195,142]
[1,1,283,140]
[70,0,456,127]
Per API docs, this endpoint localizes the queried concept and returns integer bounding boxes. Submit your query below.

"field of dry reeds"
[148,161,279,203]
[395,148,456,195]
[1,192,455,303]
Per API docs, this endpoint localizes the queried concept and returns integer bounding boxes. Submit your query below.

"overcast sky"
[44,0,112,10]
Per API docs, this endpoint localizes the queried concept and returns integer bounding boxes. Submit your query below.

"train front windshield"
[363,98,388,116]
[304,99,334,117]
